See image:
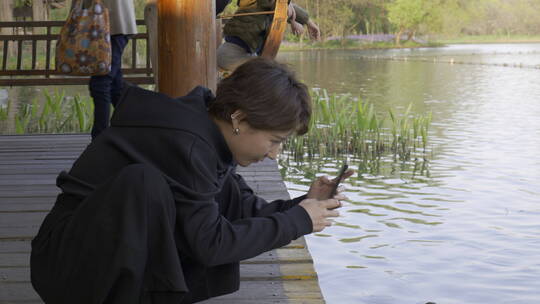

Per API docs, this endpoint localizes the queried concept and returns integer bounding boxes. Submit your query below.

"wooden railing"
[0,20,154,86]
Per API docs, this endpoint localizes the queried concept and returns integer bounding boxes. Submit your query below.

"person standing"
[217,0,320,72]
[89,0,137,139]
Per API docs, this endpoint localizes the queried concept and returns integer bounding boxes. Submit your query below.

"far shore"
[280,35,540,52]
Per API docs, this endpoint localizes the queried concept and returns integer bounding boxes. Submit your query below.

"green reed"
[0,100,9,121]
[4,88,431,164]
[12,89,93,134]
[283,89,432,161]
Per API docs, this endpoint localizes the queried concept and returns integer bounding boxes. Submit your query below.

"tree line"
[3,0,540,42]
[292,0,540,41]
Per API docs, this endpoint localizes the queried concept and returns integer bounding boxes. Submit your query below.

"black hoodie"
[31,85,311,303]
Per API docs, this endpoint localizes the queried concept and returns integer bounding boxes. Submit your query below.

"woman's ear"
[230,110,246,132]
[230,110,247,122]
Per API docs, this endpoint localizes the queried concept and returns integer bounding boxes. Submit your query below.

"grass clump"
[8,89,94,134]
[283,89,432,161]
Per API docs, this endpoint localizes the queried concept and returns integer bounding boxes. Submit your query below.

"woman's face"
[229,121,291,167]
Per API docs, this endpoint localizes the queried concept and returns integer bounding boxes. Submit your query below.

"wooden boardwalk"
[0,134,324,304]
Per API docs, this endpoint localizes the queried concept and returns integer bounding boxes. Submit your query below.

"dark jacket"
[31,85,312,303]
[223,0,310,53]
[216,0,232,15]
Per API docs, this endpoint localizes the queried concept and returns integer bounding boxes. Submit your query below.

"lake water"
[277,44,540,304]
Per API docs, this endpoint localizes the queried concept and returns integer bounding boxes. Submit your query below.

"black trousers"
[89,34,129,139]
[31,164,188,304]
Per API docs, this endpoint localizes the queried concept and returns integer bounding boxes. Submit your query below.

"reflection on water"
[278,44,540,304]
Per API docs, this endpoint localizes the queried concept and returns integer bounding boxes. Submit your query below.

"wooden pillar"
[144,0,158,88]
[157,0,216,97]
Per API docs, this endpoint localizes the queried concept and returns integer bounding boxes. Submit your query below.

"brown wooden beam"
[157,0,216,97]
[0,68,152,76]
[0,76,154,86]
[0,20,147,28]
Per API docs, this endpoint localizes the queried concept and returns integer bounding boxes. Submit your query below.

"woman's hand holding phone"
[299,198,341,232]
[306,163,354,201]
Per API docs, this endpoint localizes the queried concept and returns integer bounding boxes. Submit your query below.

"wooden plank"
[0,77,154,86]
[0,267,31,282]
[16,40,23,70]
[146,32,151,75]
[0,20,147,28]
[0,140,85,145]
[0,188,59,197]
[0,21,66,27]
[240,263,316,281]
[0,240,31,253]
[0,178,58,186]
[2,40,7,70]
[0,203,55,213]
[31,40,36,69]
[0,281,325,303]
[0,236,305,255]
[0,67,152,76]
[0,149,83,154]
[0,159,76,165]
[244,248,314,264]
[0,167,69,175]
[0,212,47,239]
[44,27,51,75]
[0,245,312,265]
[131,38,137,68]
[203,280,323,302]
[204,300,324,304]
[1,263,317,284]
[0,134,88,142]
[0,197,56,205]
[0,247,313,269]
[0,253,30,267]
[0,282,40,303]
[0,32,149,42]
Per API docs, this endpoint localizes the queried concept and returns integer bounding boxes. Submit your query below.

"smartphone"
[330,162,348,198]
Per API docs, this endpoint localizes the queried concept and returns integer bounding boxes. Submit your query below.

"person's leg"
[217,42,256,72]
[31,164,187,304]
[89,75,111,139]
[89,34,129,139]
[111,35,129,107]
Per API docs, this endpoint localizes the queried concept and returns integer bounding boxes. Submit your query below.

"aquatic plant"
[283,89,432,162]
[13,89,93,134]
[6,88,431,165]
[0,100,9,121]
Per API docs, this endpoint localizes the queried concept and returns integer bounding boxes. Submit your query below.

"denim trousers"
[89,34,129,139]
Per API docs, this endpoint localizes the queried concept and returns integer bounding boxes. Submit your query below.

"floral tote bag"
[56,0,111,76]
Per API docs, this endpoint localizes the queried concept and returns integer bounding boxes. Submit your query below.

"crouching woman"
[31,58,344,303]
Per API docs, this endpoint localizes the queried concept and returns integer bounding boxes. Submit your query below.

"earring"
[231,113,240,135]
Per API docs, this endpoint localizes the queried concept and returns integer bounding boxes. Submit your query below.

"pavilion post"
[157,0,216,97]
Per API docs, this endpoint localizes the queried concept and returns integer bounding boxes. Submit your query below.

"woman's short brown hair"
[209,58,311,135]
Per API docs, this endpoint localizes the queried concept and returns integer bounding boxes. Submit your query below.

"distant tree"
[354,0,392,35]
[387,0,435,45]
